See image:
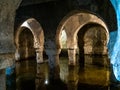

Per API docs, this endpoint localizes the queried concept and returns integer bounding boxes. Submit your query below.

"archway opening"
[56,10,110,66]
[77,23,109,66]
[14,18,44,63]
[19,27,36,60]
[78,23,108,55]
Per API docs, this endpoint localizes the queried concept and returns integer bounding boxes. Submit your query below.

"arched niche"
[78,23,108,55]
[14,18,44,63]
[56,10,109,65]
[18,27,35,59]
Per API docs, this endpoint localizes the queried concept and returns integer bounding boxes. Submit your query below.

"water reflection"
[35,63,47,90]
[0,69,6,90]
[67,66,79,90]
[3,55,120,90]
[16,60,36,90]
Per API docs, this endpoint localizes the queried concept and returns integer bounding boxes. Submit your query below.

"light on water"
[45,80,48,85]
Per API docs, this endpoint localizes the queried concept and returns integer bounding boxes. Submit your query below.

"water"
[1,55,120,90]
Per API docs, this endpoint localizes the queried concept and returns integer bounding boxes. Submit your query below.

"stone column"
[36,48,43,63]
[0,0,22,54]
[34,40,44,63]
[67,36,77,66]
[45,40,61,79]
[46,48,61,80]
[68,48,77,65]
[46,48,61,68]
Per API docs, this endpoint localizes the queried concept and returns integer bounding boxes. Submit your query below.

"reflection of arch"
[56,10,109,65]
[15,18,44,63]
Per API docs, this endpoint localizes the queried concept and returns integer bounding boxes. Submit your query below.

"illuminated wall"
[60,30,67,49]
[109,0,120,81]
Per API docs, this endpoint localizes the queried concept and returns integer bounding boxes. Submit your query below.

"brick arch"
[56,10,109,65]
[15,18,44,63]
[56,10,109,49]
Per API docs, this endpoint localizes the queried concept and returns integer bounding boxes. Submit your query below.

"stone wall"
[0,0,21,53]
[0,0,22,69]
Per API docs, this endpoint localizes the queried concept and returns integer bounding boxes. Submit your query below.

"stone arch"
[15,18,44,63]
[17,27,35,60]
[56,10,109,65]
[77,22,108,55]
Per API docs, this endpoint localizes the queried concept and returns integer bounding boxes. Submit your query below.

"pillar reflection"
[67,66,79,90]
[35,63,48,90]
[0,69,6,90]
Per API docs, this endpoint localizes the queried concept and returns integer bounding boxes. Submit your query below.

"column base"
[68,49,76,66]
